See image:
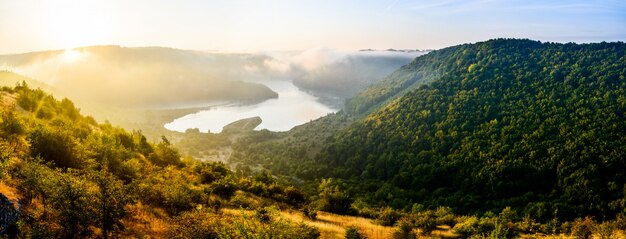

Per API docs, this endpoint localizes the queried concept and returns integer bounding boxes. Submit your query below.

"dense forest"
[322,39,626,217]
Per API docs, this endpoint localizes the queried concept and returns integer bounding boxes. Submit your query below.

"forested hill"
[318,39,626,219]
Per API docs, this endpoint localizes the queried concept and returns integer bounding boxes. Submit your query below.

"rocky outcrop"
[0,193,21,236]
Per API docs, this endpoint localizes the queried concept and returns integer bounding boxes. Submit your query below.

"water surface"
[164,80,338,133]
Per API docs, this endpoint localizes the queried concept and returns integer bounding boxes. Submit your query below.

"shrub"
[392,218,417,239]
[453,216,481,238]
[595,221,616,239]
[498,207,518,223]
[209,177,237,198]
[284,186,306,205]
[516,215,541,234]
[345,227,366,239]
[571,217,595,239]
[229,193,253,209]
[413,210,438,235]
[377,207,402,226]
[301,205,318,220]
[29,127,84,169]
[255,207,272,223]
[453,215,518,238]
[615,213,626,230]
[435,206,456,227]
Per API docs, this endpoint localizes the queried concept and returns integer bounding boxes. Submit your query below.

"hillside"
[0,71,57,92]
[0,84,322,238]
[4,39,626,238]
[318,39,626,219]
[231,39,626,222]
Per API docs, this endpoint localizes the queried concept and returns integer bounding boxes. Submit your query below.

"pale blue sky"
[0,0,624,54]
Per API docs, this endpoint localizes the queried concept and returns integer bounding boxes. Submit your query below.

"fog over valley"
[0,46,425,131]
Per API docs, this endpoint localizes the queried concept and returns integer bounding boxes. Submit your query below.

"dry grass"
[280,210,395,239]
[0,181,19,202]
[221,208,395,238]
[121,202,169,239]
[0,91,18,109]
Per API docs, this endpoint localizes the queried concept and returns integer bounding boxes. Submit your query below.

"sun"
[60,49,84,64]
[40,1,114,49]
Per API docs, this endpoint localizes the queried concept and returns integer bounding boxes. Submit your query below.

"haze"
[1,0,625,54]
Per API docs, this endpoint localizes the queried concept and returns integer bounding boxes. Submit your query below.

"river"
[164,80,338,133]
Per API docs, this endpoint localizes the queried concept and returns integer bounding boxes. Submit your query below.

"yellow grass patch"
[280,210,395,239]
[121,202,169,239]
[0,181,19,202]
[0,91,18,109]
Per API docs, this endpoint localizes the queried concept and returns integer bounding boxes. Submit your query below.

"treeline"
[0,83,318,238]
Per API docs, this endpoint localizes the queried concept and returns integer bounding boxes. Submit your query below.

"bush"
[29,127,84,169]
[229,193,254,209]
[377,207,402,226]
[595,221,616,239]
[345,227,366,239]
[302,205,318,220]
[284,186,306,205]
[498,207,518,223]
[147,139,183,167]
[413,210,438,235]
[516,215,541,234]
[392,218,416,239]
[453,215,518,238]
[435,206,456,227]
[571,217,595,239]
[453,216,481,238]
[615,213,626,230]
[196,161,230,184]
[209,177,237,198]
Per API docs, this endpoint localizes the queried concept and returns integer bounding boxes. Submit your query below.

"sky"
[0,0,625,54]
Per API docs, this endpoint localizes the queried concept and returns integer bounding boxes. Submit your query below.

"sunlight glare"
[60,49,83,63]
[40,1,114,49]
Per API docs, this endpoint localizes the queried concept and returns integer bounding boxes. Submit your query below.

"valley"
[2,39,626,239]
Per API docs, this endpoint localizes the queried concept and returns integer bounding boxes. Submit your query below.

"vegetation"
[0,83,318,238]
[230,39,626,238]
[315,39,626,220]
[3,39,626,238]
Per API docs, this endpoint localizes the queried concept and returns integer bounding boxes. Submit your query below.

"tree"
[49,170,95,238]
[93,168,133,239]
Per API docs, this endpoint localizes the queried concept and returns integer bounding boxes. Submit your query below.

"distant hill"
[289,49,428,107]
[0,46,278,108]
[0,46,426,110]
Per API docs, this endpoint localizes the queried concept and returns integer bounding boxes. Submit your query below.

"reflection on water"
[164,80,338,133]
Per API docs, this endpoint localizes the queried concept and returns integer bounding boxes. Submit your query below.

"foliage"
[312,178,353,214]
[392,218,416,239]
[376,207,402,226]
[571,217,595,239]
[345,226,366,239]
[314,39,626,220]
[0,84,319,238]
